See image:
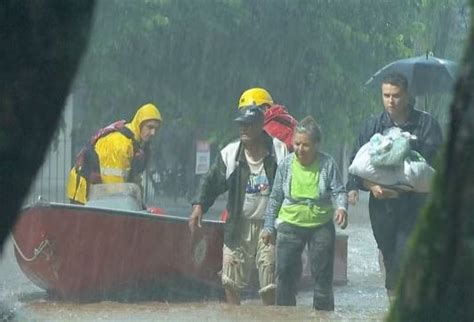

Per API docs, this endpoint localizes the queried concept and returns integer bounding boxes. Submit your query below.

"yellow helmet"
[238,88,273,109]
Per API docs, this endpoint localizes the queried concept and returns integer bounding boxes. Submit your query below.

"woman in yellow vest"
[260,116,347,310]
[67,103,162,204]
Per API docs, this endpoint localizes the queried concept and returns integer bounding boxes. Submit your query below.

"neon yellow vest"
[278,157,332,227]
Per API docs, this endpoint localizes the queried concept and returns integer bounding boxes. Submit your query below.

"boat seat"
[86,183,143,211]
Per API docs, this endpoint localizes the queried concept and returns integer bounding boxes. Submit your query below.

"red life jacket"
[263,105,297,151]
[74,120,145,185]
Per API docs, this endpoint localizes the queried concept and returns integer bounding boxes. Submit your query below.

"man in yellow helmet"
[67,103,162,204]
[189,107,288,305]
[238,88,297,151]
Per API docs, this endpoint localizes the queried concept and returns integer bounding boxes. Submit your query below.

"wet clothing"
[369,194,427,289]
[221,219,275,293]
[276,221,335,310]
[347,108,442,190]
[194,132,287,247]
[263,105,297,151]
[347,108,442,290]
[194,132,287,294]
[241,151,271,220]
[67,104,161,204]
[278,157,332,228]
[263,152,346,310]
[263,153,348,234]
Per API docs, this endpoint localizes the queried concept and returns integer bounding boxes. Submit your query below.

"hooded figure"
[66,103,162,204]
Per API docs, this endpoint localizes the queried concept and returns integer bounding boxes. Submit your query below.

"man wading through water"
[346,73,443,302]
[189,106,287,305]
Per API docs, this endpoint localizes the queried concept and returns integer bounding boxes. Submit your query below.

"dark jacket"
[195,132,287,247]
[347,108,443,192]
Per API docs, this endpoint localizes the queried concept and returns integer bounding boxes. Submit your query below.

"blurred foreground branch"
[0,1,95,252]
[388,1,474,321]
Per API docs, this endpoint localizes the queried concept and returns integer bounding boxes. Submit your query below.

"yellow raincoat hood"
[126,103,162,141]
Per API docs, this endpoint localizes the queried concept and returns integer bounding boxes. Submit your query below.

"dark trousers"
[275,221,335,310]
[369,193,426,290]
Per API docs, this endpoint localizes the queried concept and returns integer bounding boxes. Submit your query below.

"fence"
[23,95,157,206]
[24,97,73,205]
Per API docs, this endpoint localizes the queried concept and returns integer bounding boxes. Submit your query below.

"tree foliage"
[72,0,467,177]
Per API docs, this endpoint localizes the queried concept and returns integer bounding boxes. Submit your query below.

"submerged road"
[0,192,390,321]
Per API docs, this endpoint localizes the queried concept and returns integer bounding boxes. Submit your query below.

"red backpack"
[263,105,297,151]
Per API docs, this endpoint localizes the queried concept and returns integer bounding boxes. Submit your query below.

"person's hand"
[369,184,384,198]
[188,204,203,235]
[260,230,275,245]
[363,180,400,199]
[334,208,348,229]
[348,190,359,205]
[370,185,399,199]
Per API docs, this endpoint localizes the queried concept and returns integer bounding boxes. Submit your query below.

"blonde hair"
[294,116,322,144]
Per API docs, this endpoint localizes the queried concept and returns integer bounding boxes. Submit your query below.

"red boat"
[12,183,347,301]
[12,198,224,301]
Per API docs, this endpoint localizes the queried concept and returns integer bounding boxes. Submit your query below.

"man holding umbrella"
[346,72,443,302]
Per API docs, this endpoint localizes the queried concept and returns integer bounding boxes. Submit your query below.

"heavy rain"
[0,1,472,321]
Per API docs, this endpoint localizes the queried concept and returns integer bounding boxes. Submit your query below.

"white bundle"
[368,127,414,167]
[403,152,435,192]
[349,129,435,192]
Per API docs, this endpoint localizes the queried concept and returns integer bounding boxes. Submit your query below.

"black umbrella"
[365,54,457,96]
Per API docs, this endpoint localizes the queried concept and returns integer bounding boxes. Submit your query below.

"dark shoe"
[259,284,276,305]
[224,287,241,305]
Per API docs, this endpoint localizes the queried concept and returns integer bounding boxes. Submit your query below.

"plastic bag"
[349,143,412,190]
[403,151,435,192]
[349,132,435,192]
[369,128,414,167]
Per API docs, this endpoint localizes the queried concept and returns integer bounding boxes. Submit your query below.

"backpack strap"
[116,126,150,181]
[116,126,135,141]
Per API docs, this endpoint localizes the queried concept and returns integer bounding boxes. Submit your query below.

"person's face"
[293,132,318,166]
[238,121,262,144]
[381,83,409,119]
[140,120,161,142]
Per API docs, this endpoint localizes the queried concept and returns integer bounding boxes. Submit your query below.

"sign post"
[195,140,210,175]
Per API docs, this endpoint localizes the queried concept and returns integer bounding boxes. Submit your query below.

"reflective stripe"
[100,167,129,178]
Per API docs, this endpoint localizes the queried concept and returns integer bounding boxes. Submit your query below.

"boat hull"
[12,202,224,300]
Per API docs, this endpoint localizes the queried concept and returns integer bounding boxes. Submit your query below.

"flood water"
[0,192,389,321]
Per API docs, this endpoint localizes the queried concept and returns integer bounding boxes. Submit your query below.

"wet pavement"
[0,193,390,321]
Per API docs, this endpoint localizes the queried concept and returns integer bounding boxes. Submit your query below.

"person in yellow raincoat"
[67,103,162,204]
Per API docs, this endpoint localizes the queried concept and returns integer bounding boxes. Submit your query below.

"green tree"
[71,0,467,197]
[75,0,456,146]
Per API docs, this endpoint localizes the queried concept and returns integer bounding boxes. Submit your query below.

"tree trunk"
[388,1,474,321]
[0,1,95,252]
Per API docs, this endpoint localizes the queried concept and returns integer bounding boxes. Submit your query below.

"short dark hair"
[381,72,408,92]
[294,116,322,144]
